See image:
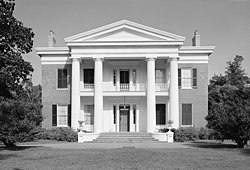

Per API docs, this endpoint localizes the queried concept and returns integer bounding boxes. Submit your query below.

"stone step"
[91,140,158,143]
[97,136,154,139]
[99,132,151,136]
[90,132,159,143]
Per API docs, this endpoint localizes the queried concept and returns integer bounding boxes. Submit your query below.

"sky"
[14,0,250,85]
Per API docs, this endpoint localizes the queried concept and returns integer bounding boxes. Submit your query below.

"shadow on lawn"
[185,141,250,156]
[0,145,41,151]
[185,141,238,149]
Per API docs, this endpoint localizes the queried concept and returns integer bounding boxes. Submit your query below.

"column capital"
[93,57,104,62]
[169,55,180,61]
[145,55,157,61]
[71,57,81,62]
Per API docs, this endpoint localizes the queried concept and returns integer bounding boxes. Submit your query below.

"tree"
[0,0,42,147]
[0,0,34,99]
[206,56,250,148]
[0,80,43,147]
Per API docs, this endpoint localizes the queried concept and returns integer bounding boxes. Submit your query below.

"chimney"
[192,30,200,46]
[48,30,56,47]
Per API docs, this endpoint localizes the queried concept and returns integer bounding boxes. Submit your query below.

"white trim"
[178,61,208,64]
[65,20,185,42]
[42,61,71,65]
[56,104,69,127]
[66,41,184,46]
[57,68,68,90]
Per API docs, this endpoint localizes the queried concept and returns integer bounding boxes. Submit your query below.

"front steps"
[91,132,159,143]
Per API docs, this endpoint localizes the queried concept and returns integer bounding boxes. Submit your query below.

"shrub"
[197,127,211,140]
[174,128,199,142]
[36,127,78,142]
[0,99,43,147]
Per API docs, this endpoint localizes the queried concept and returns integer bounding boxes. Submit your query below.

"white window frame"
[57,69,68,90]
[57,105,68,127]
[181,68,192,89]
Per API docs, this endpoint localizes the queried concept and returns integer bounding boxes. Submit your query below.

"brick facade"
[42,64,72,128]
[178,63,208,128]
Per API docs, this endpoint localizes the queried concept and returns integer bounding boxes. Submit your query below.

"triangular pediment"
[65,20,185,43]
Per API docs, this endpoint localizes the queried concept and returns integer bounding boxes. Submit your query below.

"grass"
[0,141,250,170]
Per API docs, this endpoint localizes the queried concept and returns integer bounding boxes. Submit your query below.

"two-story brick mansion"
[36,20,215,135]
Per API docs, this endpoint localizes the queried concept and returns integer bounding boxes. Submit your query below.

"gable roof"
[64,20,185,43]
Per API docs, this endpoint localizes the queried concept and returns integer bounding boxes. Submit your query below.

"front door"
[119,105,130,132]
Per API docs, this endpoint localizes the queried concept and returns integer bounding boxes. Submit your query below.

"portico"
[70,55,180,133]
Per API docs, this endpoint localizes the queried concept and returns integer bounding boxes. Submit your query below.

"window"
[155,69,166,83]
[52,104,71,127]
[113,105,116,124]
[156,104,166,125]
[84,69,94,84]
[182,104,192,126]
[84,105,94,125]
[58,69,67,89]
[178,68,197,89]
[57,105,68,126]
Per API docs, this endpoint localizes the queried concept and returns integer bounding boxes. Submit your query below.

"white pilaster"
[94,57,103,133]
[146,56,156,133]
[71,58,80,129]
[117,69,120,91]
[129,68,133,91]
[169,57,179,128]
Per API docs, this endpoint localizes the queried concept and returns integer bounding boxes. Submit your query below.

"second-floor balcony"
[80,82,168,92]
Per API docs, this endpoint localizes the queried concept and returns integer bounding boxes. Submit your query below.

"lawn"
[0,141,249,170]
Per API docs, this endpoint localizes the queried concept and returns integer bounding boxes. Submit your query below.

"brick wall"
[178,63,208,128]
[41,64,72,128]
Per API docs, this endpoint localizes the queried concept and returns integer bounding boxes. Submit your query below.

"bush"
[0,99,43,147]
[174,128,199,142]
[197,127,212,140]
[36,127,78,142]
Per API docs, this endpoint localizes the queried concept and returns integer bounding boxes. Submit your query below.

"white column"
[136,109,139,132]
[71,58,80,130]
[130,105,133,132]
[116,107,120,132]
[169,57,179,128]
[146,56,156,133]
[94,57,103,133]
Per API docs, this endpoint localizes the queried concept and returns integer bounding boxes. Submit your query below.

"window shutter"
[178,68,181,87]
[68,104,71,127]
[52,105,57,126]
[192,68,197,88]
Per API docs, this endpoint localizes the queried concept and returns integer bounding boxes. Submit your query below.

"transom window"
[58,69,67,89]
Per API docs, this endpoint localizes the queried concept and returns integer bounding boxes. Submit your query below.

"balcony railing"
[80,83,168,92]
